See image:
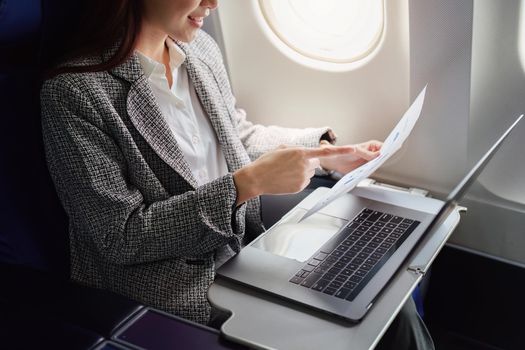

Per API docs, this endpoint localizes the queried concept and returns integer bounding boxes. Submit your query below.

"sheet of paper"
[299,85,427,222]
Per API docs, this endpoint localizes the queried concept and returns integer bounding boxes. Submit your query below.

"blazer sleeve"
[198,31,333,160]
[232,106,333,160]
[41,77,245,266]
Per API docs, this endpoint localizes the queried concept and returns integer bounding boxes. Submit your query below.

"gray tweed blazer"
[41,30,329,324]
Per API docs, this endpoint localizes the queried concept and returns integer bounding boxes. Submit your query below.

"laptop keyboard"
[289,208,420,301]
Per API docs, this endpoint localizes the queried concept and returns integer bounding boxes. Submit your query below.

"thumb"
[353,146,380,161]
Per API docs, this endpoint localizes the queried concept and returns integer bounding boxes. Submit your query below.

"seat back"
[0,0,69,276]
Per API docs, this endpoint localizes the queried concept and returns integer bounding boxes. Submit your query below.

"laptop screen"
[421,114,522,242]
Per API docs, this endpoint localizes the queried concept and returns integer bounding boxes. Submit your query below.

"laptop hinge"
[356,178,430,197]
[407,266,426,275]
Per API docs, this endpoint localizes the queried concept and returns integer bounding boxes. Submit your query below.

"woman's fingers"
[303,145,355,159]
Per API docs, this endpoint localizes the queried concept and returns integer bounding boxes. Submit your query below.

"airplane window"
[258,0,384,64]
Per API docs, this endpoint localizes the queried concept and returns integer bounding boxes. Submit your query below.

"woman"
[41,0,433,348]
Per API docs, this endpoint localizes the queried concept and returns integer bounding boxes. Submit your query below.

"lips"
[188,14,205,28]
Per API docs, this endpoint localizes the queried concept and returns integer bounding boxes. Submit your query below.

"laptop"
[217,114,523,322]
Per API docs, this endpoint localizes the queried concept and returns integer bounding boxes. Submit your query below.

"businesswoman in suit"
[41,0,433,348]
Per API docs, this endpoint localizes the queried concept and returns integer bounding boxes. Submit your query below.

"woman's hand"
[233,145,356,205]
[318,140,383,174]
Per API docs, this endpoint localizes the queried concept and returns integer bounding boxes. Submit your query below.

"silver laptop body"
[217,115,522,322]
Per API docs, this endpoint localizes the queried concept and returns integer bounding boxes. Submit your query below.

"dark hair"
[44,0,143,78]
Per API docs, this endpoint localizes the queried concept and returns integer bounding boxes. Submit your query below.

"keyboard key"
[366,258,378,265]
[394,228,405,234]
[390,216,403,224]
[349,275,363,283]
[379,214,393,222]
[335,288,352,299]
[320,261,333,269]
[355,269,367,277]
[328,267,341,275]
[375,222,385,227]
[385,238,396,244]
[381,228,393,234]
[357,225,369,232]
[323,272,336,280]
[386,223,397,229]
[336,245,349,252]
[366,211,383,222]
[344,250,358,259]
[370,226,381,232]
[334,261,347,269]
[308,259,320,267]
[290,276,304,284]
[340,256,352,263]
[347,263,359,270]
[354,217,364,224]
[328,281,343,289]
[358,211,370,219]
[360,263,373,271]
[303,265,315,272]
[341,239,353,246]
[357,252,369,260]
[362,208,374,215]
[361,221,373,227]
[326,255,338,263]
[376,247,387,254]
[398,223,410,229]
[363,247,374,254]
[368,242,379,248]
[341,268,354,276]
[343,281,357,290]
[402,218,414,224]
[372,253,382,260]
[300,272,322,287]
[312,279,331,291]
[314,266,328,274]
[323,287,338,295]
[352,257,364,265]
[314,252,328,261]
[364,233,377,240]
[334,274,348,283]
[380,242,392,249]
[349,246,362,253]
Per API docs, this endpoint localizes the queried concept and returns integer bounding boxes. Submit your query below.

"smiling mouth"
[188,15,204,24]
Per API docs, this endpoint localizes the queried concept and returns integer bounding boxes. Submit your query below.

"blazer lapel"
[110,53,199,188]
[178,43,251,172]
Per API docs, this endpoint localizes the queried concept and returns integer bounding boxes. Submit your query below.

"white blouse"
[137,38,229,186]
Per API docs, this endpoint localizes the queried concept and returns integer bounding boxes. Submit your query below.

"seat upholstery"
[0,0,69,275]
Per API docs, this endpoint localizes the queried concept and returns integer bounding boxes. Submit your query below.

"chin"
[173,30,199,44]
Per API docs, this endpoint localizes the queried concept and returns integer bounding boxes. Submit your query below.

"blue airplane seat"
[0,0,69,276]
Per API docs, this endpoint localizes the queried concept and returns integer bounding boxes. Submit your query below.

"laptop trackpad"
[251,208,348,263]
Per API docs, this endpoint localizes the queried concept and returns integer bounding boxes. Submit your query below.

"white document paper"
[299,85,428,222]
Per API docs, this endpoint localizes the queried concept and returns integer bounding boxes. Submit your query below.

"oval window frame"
[258,0,386,67]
